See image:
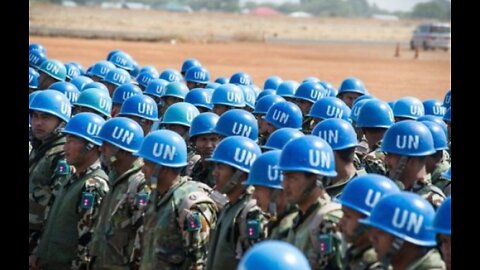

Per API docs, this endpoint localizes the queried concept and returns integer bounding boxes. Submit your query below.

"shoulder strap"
[176,190,216,231]
[308,201,342,248]
[235,198,259,259]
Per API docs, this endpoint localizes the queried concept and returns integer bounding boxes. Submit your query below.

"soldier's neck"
[226,183,245,204]
[365,132,384,150]
[298,188,322,214]
[156,171,180,194]
[391,243,428,270]
[332,161,356,186]
[74,154,100,176]
[112,155,137,176]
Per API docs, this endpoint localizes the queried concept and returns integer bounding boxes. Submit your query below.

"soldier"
[252,95,285,146]
[87,60,116,83]
[360,192,446,270]
[110,83,142,117]
[337,174,400,270]
[392,96,424,122]
[263,101,303,141]
[262,127,304,152]
[238,240,311,270]
[185,66,210,89]
[34,112,109,269]
[312,118,366,198]
[432,196,451,270]
[292,81,326,133]
[29,67,39,93]
[118,94,159,135]
[308,97,351,127]
[73,88,112,120]
[206,136,268,270]
[356,99,395,176]
[278,135,345,269]
[89,117,147,269]
[381,120,446,208]
[29,90,72,264]
[37,59,67,90]
[420,121,450,191]
[101,68,130,97]
[189,112,220,187]
[185,88,214,113]
[135,130,218,269]
[276,80,299,103]
[211,83,246,116]
[244,150,298,240]
[212,109,259,141]
[336,77,368,108]
[159,81,190,116]
[180,58,202,77]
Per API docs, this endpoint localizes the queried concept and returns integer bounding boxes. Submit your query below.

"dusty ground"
[30,35,450,101]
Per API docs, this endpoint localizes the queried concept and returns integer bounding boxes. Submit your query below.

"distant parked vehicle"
[410,22,451,51]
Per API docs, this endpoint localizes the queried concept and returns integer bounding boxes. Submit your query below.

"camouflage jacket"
[403,175,446,209]
[430,152,451,192]
[354,138,370,170]
[362,141,387,176]
[89,158,149,269]
[190,160,215,188]
[344,244,384,270]
[405,249,446,270]
[139,177,218,270]
[36,160,109,270]
[181,146,201,177]
[286,194,345,270]
[268,204,298,241]
[206,190,269,270]
[326,169,366,199]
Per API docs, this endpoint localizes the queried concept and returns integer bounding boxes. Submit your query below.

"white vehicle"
[410,22,451,51]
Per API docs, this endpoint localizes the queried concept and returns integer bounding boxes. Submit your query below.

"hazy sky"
[367,0,435,12]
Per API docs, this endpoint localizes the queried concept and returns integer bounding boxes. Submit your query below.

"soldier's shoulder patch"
[316,233,333,255]
[80,191,95,209]
[55,159,70,175]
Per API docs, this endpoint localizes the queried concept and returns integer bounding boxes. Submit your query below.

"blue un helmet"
[230,71,252,86]
[443,90,451,109]
[308,97,350,121]
[208,136,261,173]
[49,81,81,105]
[294,81,326,103]
[276,80,299,99]
[423,99,446,117]
[302,76,320,84]
[112,83,142,105]
[238,240,311,270]
[256,89,276,101]
[39,59,67,81]
[61,112,105,146]
[420,121,448,151]
[139,65,159,77]
[244,150,283,189]
[88,60,116,80]
[205,82,220,90]
[443,108,451,123]
[393,96,425,120]
[213,109,259,141]
[431,196,451,236]
[29,43,46,54]
[320,80,339,97]
[163,82,189,100]
[29,67,39,89]
[67,61,85,75]
[312,118,358,150]
[119,94,159,121]
[29,90,71,123]
[263,101,303,130]
[185,88,213,110]
[181,58,202,75]
[160,102,200,127]
[263,128,304,151]
[381,120,435,157]
[65,62,81,81]
[159,68,183,83]
[103,68,130,87]
[263,75,283,90]
[189,112,220,138]
[70,76,94,92]
[418,115,448,138]
[135,129,188,167]
[214,76,229,84]
[337,77,367,96]
[359,192,437,246]
[109,51,134,71]
[253,95,285,115]
[29,49,47,69]
[350,98,371,124]
[97,117,144,152]
[136,71,157,89]
[356,99,394,128]
[240,85,257,110]
[352,94,374,107]
[144,78,169,99]
[130,60,140,78]
[211,83,246,108]
[337,174,400,216]
[83,82,109,94]
[278,135,337,177]
[74,88,112,118]
[185,66,210,84]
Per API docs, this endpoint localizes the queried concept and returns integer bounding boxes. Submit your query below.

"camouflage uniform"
[190,160,215,188]
[89,159,149,269]
[206,189,269,270]
[400,175,446,209]
[285,194,345,270]
[268,204,298,241]
[344,244,384,270]
[430,150,451,192]
[326,169,367,199]
[354,137,369,170]
[182,146,201,177]
[138,176,218,270]
[29,134,71,257]
[404,249,446,270]
[36,160,109,270]
[362,140,387,176]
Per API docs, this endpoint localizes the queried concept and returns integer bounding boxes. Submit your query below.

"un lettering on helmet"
[61,102,71,117]
[392,208,424,235]
[99,98,110,110]
[86,122,101,136]
[272,110,289,124]
[317,129,339,145]
[326,105,343,118]
[364,189,382,208]
[308,149,332,168]
[267,165,282,181]
[232,122,252,138]
[112,126,135,145]
[396,135,419,150]
[153,143,176,160]
[227,92,242,103]
[138,102,155,117]
[233,148,257,167]
[410,105,424,117]
[46,62,61,75]
[310,89,323,100]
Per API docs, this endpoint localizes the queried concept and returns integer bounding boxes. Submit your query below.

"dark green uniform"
[344,244,383,270]
[404,249,446,270]
[268,204,298,240]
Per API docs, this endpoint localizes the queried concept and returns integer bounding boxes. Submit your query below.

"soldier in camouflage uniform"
[263,101,304,143]
[361,192,446,270]
[278,135,345,269]
[33,113,109,270]
[244,150,298,241]
[336,77,368,109]
[188,113,220,187]
[337,174,400,270]
[134,130,218,270]
[252,95,285,147]
[312,118,367,198]
[206,136,268,270]
[292,81,325,134]
[118,94,158,136]
[432,197,451,270]
[356,99,395,176]
[381,121,446,208]
[159,102,201,177]
[89,117,148,269]
[29,90,72,264]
